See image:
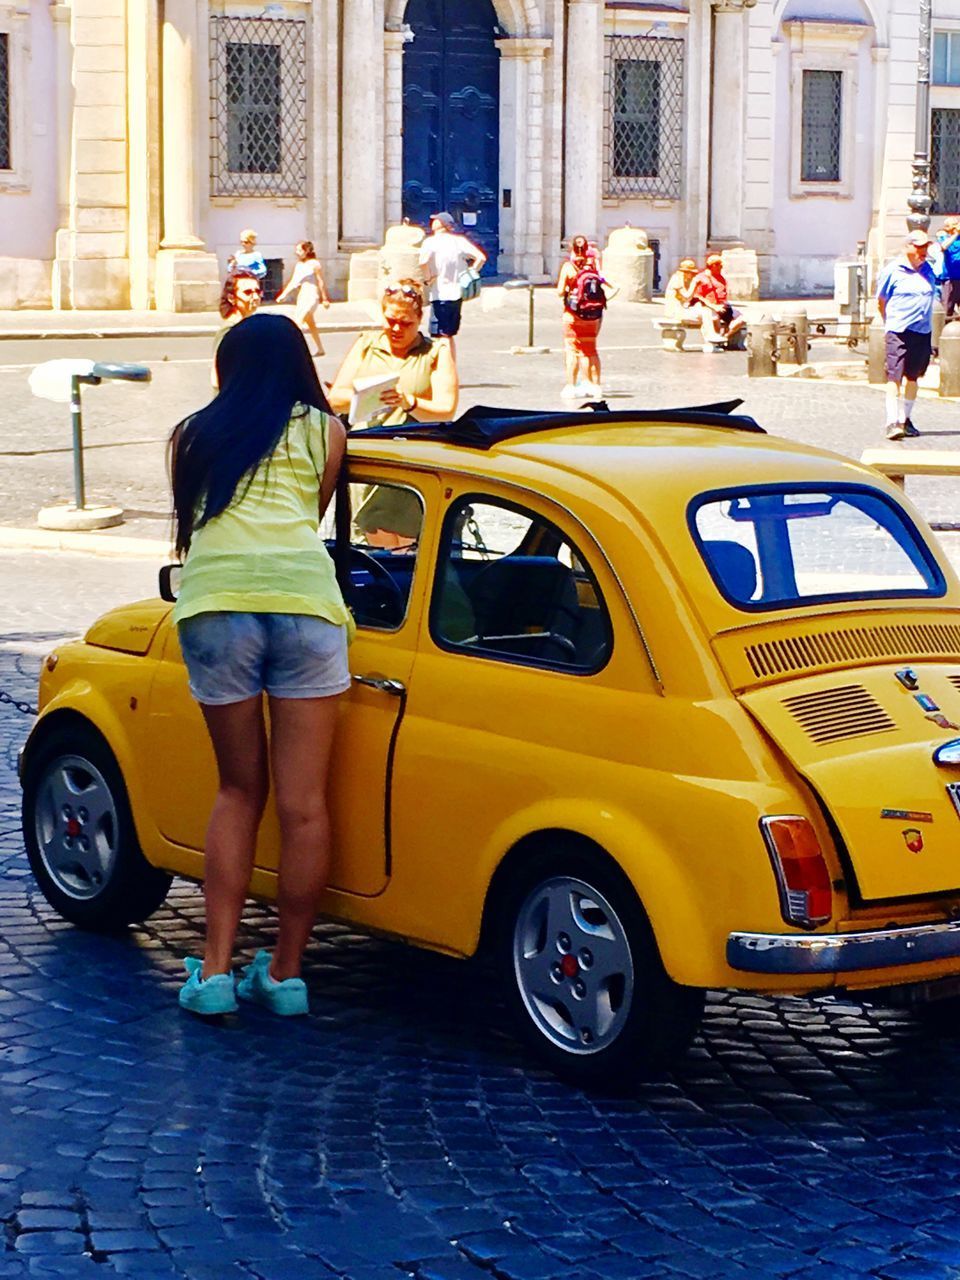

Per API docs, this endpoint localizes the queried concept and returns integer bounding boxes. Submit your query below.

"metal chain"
[0,689,37,717]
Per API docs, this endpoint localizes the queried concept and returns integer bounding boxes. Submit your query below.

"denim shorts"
[177,612,351,705]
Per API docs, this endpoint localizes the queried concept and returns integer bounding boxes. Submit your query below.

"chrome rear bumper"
[728,920,960,975]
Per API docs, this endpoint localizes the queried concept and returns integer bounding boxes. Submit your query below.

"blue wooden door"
[402,0,500,273]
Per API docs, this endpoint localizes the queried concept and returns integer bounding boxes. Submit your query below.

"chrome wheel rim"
[33,754,120,900]
[513,875,635,1056]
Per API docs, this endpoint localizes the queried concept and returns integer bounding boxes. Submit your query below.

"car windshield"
[690,485,945,609]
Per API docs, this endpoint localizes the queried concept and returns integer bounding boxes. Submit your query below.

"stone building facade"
[0,0,955,309]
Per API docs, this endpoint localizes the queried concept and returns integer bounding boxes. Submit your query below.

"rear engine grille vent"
[949,675,960,697]
[745,622,960,679]
[781,684,896,745]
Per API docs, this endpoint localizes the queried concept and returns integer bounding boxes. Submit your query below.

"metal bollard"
[781,306,809,364]
[747,316,777,377]
[867,314,886,384]
[505,279,549,354]
[939,319,960,398]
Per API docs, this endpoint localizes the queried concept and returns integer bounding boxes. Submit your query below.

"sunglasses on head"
[384,285,421,300]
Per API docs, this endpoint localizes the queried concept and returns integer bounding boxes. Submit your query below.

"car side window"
[322,481,424,630]
[431,496,612,672]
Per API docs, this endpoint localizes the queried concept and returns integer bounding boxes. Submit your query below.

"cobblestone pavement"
[3,318,960,1279]
[1,295,959,535]
[7,567,960,1278]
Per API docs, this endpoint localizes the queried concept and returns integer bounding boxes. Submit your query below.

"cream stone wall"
[0,0,954,307]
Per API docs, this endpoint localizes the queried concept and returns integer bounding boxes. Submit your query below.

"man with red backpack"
[557,235,614,399]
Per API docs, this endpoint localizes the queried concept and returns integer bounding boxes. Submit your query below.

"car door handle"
[353,674,406,697]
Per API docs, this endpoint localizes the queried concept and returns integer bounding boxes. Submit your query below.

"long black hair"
[170,313,338,559]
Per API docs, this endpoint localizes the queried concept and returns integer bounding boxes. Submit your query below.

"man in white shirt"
[418,211,487,352]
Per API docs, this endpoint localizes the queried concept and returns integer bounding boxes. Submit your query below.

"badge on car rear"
[896,668,920,690]
[902,828,924,853]
[881,809,933,822]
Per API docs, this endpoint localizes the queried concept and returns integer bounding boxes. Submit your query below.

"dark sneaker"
[903,418,920,437]
[886,422,907,441]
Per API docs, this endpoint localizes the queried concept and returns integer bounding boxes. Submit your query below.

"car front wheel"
[499,848,704,1089]
[22,723,172,930]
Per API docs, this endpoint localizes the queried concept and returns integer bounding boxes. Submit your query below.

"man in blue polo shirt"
[938,216,960,319]
[877,231,938,441]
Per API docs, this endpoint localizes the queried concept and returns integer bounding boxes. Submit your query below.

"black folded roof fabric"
[351,399,765,450]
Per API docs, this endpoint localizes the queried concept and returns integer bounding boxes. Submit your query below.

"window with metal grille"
[603,34,683,199]
[800,69,842,182]
[0,33,10,170]
[932,108,960,213]
[934,32,960,87]
[210,16,306,198]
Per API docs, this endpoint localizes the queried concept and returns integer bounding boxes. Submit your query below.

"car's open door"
[144,469,438,898]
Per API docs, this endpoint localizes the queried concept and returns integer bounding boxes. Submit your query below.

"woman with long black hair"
[170,313,351,1018]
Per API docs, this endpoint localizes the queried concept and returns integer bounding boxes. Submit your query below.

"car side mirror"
[159,564,182,603]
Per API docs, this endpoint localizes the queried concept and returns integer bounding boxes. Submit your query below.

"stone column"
[562,0,603,242]
[384,26,414,228]
[155,0,219,310]
[708,0,748,243]
[310,0,341,288]
[127,0,161,311]
[497,38,551,277]
[341,0,385,250]
[52,0,130,309]
[50,3,73,308]
[50,4,73,232]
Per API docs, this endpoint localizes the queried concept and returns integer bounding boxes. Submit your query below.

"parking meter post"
[504,279,550,355]
[36,360,150,533]
[70,374,86,511]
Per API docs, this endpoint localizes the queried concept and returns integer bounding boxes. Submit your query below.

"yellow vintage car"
[19,405,960,1087]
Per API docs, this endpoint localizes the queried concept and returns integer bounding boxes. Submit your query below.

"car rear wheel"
[498,847,704,1089]
[22,723,172,930]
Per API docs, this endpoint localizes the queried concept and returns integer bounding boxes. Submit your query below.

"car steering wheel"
[347,547,406,622]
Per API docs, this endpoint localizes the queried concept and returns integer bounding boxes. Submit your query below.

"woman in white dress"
[276,241,331,357]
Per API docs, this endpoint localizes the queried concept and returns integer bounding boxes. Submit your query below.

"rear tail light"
[760,816,832,929]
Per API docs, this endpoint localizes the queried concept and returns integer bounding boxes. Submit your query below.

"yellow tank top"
[172,405,353,635]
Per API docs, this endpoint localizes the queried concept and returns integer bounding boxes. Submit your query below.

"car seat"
[466,556,582,663]
[702,540,758,602]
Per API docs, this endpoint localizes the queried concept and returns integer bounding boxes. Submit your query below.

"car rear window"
[689,485,945,610]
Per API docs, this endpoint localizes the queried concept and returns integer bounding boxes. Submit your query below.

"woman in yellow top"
[328,279,458,427]
[169,313,351,1019]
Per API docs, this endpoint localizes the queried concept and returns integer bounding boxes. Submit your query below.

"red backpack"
[566,258,607,322]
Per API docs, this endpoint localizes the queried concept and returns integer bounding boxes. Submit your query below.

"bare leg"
[587,353,602,386]
[303,313,325,358]
[885,379,903,425]
[268,693,342,981]
[564,344,578,388]
[198,696,269,978]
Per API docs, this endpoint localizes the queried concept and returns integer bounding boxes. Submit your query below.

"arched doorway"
[402,0,500,272]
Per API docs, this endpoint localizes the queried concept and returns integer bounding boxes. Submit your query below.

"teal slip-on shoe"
[237,949,309,1017]
[178,956,238,1016]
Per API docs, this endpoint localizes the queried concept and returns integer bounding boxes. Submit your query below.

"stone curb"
[0,525,171,559]
[0,320,371,342]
